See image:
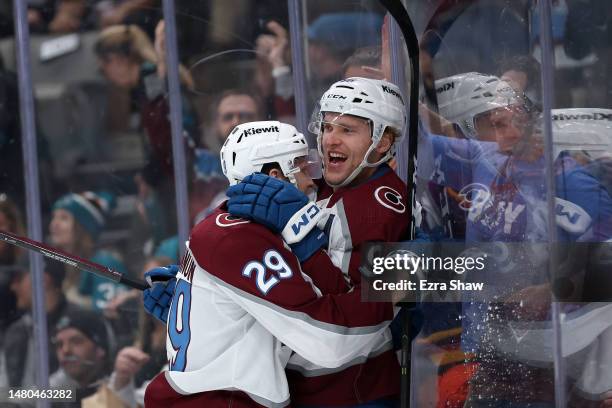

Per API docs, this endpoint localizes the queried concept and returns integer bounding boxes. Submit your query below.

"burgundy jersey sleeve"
[186,217,393,369]
[301,249,353,294]
[189,222,391,328]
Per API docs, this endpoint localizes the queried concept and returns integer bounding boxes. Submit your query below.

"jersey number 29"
[242,250,293,295]
[168,279,192,371]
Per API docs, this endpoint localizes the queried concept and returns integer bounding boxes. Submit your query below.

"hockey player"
[424,72,612,244]
[143,121,397,408]
[226,77,410,406]
[423,72,612,406]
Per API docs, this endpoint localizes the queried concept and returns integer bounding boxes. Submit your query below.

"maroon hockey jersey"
[288,164,410,406]
[144,204,395,408]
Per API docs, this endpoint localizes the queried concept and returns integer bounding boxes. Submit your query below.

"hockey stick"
[0,230,149,291]
[377,2,420,407]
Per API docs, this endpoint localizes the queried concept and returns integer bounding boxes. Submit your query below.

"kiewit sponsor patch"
[242,126,280,137]
[381,85,404,104]
[553,112,612,121]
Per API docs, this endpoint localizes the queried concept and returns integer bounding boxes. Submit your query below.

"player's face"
[320,113,377,187]
[216,95,259,142]
[475,106,529,152]
[98,54,138,89]
[50,209,76,250]
[54,328,104,382]
[293,170,317,200]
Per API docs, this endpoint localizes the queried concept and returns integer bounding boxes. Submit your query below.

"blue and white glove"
[290,228,328,262]
[227,173,326,244]
[143,264,178,323]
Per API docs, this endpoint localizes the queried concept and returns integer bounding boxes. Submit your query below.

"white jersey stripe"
[286,337,394,377]
[196,265,390,337]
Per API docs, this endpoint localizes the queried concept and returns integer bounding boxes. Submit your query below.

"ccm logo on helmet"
[216,213,250,227]
[374,186,405,214]
[326,94,347,100]
[381,85,404,104]
[242,126,280,136]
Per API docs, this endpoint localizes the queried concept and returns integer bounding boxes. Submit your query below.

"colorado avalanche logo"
[374,186,405,214]
[215,213,250,227]
[457,183,491,211]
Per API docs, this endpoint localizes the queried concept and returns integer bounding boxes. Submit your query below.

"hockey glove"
[290,228,328,262]
[227,173,325,244]
[143,264,179,323]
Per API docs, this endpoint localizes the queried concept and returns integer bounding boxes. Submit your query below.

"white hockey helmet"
[551,108,612,160]
[309,77,406,187]
[434,72,526,139]
[220,120,319,186]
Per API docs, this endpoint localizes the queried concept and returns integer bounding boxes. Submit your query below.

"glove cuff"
[281,202,326,244]
[290,228,327,262]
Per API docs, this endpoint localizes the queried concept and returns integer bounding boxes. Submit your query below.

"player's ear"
[375,130,394,155]
[268,168,283,180]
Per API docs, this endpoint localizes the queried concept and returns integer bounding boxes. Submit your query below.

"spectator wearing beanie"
[49,191,129,310]
[1,260,83,388]
[50,309,113,405]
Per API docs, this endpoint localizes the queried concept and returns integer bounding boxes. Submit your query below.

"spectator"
[0,60,58,211]
[254,12,383,110]
[153,236,179,263]
[106,257,172,407]
[28,0,90,34]
[497,54,542,106]
[1,260,83,388]
[190,89,265,223]
[307,12,383,91]
[50,309,113,405]
[564,0,612,107]
[342,45,384,79]
[253,20,294,121]
[95,23,198,236]
[49,191,129,311]
[95,0,159,38]
[208,89,264,150]
[0,194,24,267]
[0,195,25,332]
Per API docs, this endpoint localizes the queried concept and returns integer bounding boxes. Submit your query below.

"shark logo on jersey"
[215,213,250,227]
[374,186,405,213]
